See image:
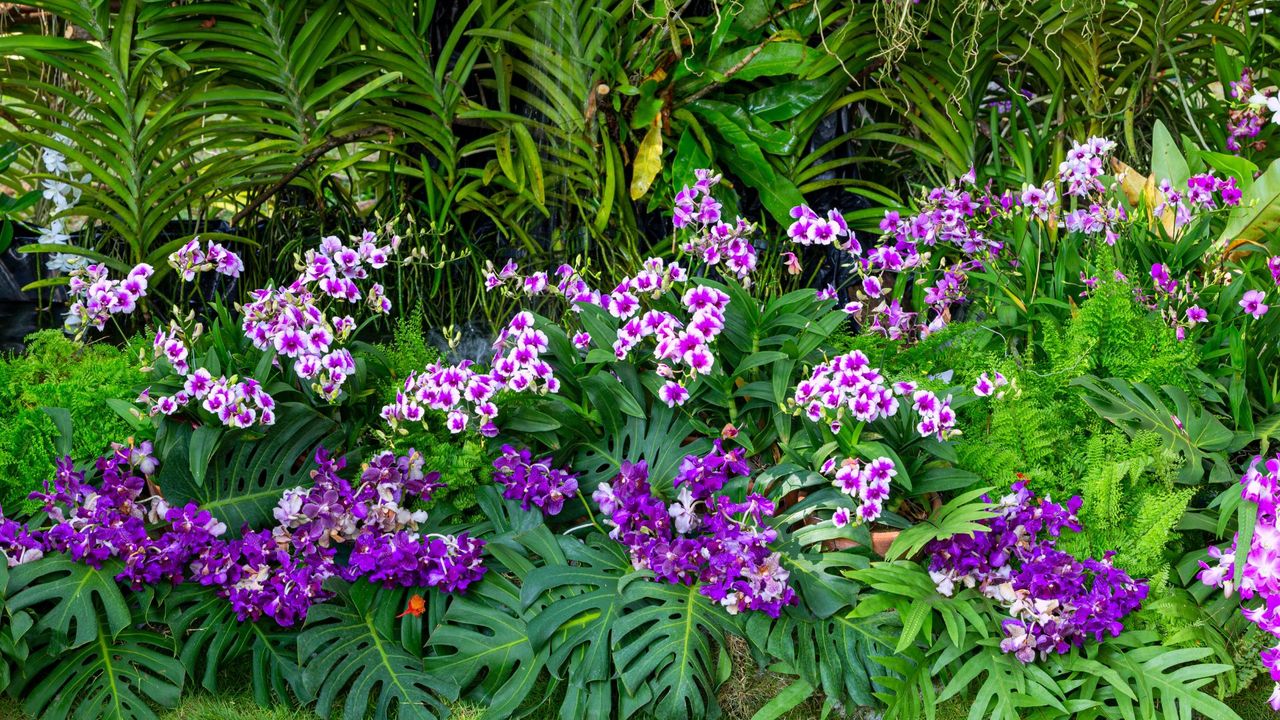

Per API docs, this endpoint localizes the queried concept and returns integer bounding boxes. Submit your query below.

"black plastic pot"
[0,229,48,303]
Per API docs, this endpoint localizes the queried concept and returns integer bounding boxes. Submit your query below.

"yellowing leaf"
[1110,157,1146,207]
[1109,157,1176,237]
[630,120,663,201]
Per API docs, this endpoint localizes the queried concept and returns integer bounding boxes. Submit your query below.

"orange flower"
[398,594,425,618]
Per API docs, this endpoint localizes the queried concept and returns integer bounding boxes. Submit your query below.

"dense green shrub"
[0,331,142,513]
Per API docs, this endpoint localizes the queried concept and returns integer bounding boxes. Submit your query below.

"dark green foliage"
[155,402,342,532]
[850,562,1242,720]
[947,282,1207,598]
[0,331,143,514]
[5,557,185,720]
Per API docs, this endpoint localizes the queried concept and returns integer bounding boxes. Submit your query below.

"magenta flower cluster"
[168,238,245,281]
[242,231,394,399]
[1227,68,1269,153]
[381,310,557,436]
[1199,454,1280,710]
[0,444,485,628]
[793,351,956,440]
[926,483,1148,663]
[1057,137,1115,198]
[825,455,896,527]
[491,445,579,515]
[140,231,395,424]
[65,262,154,333]
[476,255,723,411]
[673,169,757,278]
[590,443,795,617]
[1154,172,1242,232]
[794,351,899,428]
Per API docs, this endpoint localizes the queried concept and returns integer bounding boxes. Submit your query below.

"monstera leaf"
[5,556,131,649]
[742,605,895,711]
[1104,636,1239,720]
[157,401,340,532]
[939,645,1070,720]
[18,626,184,720]
[572,393,712,492]
[4,556,183,720]
[298,582,449,720]
[612,576,735,720]
[161,584,299,704]
[521,537,632,717]
[424,574,546,717]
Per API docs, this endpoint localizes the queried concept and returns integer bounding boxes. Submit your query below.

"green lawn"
[0,683,1269,719]
[0,695,493,720]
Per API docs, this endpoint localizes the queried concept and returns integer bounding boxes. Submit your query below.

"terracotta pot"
[821,493,943,558]
[821,530,897,555]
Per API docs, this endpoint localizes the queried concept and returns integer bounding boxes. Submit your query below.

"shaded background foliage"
[1,0,1275,328]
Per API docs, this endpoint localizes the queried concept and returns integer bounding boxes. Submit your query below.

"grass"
[0,675,1270,719]
[0,694,495,720]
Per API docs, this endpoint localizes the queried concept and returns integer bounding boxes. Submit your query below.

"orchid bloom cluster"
[141,322,279,428]
[381,310,557,436]
[484,260,599,306]
[620,284,730,406]
[824,455,896,527]
[143,231,393,422]
[1053,137,1131,246]
[402,253,714,431]
[786,203,858,253]
[168,238,245,281]
[672,169,758,279]
[261,450,486,610]
[1057,136,1115,198]
[148,367,278,429]
[591,443,795,617]
[491,445,579,515]
[36,133,92,274]
[1228,68,1270,153]
[0,444,485,628]
[244,231,395,396]
[5,441,229,591]
[926,483,1148,663]
[1145,252,1273,341]
[792,351,957,441]
[1198,454,1280,710]
[64,262,154,333]
[852,166,1041,339]
[1153,172,1242,232]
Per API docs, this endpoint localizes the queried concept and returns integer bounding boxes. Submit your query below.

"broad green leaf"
[157,403,340,532]
[20,627,183,720]
[6,556,131,649]
[426,575,545,716]
[1222,157,1280,249]
[299,583,449,720]
[1150,120,1189,187]
[613,579,730,720]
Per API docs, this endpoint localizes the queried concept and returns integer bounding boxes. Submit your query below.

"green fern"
[1042,278,1198,391]
[0,332,144,514]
